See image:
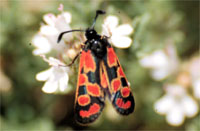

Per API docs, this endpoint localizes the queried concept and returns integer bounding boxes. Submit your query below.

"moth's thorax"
[86,38,107,58]
[84,29,108,58]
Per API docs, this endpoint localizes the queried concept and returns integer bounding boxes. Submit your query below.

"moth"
[58,10,135,125]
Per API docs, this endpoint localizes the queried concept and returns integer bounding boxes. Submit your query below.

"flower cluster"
[139,44,200,126]
[32,4,134,94]
[32,12,73,55]
[32,4,75,93]
[139,44,179,81]
[154,84,198,126]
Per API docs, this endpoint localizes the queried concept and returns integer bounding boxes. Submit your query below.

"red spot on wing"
[121,87,130,98]
[79,103,100,118]
[89,103,100,114]
[78,74,87,86]
[107,47,117,67]
[84,50,96,72]
[87,83,101,96]
[116,98,131,109]
[101,72,108,88]
[78,95,90,106]
[79,110,89,118]
[112,79,121,92]
[118,67,125,77]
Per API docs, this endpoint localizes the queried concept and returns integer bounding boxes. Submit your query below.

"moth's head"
[85,28,97,40]
[85,10,105,40]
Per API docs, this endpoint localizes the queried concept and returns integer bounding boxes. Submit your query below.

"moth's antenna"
[58,10,105,43]
[57,29,85,43]
[91,10,106,29]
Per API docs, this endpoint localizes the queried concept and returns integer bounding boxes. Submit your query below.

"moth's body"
[58,10,135,125]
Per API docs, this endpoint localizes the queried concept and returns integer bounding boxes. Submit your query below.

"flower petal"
[42,80,58,93]
[182,95,199,117]
[151,68,170,81]
[54,13,72,41]
[40,25,59,35]
[59,73,69,91]
[63,12,71,24]
[43,13,56,26]
[114,24,133,36]
[166,105,185,126]
[101,24,111,37]
[165,84,186,96]
[111,35,132,48]
[139,50,168,68]
[104,15,119,31]
[32,35,51,55]
[193,79,200,99]
[36,68,53,81]
[50,67,68,80]
[55,13,71,31]
[154,94,175,114]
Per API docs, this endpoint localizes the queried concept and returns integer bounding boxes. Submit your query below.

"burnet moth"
[57,10,135,124]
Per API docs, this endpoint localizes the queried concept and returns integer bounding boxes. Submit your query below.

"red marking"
[87,83,101,96]
[79,110,89,118]
[107,47,117,67]
[101,72,107,88]
[116,98,131,109]
[121,87,130,97]
[84,50,96,72]
[78,95,90,106]
[118,67,125,77]
[78,74,87,86]
[89,103,100,114]
[112,79,121,92]
[79,103,100,118]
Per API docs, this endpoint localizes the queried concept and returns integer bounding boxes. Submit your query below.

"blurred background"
[0,0,199,130]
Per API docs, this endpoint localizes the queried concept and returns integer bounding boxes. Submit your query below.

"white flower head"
[102,15,133,48]
[154,84,199,126]
[139,44,179,80]
[32,11,73,55]
[36,57,70,94]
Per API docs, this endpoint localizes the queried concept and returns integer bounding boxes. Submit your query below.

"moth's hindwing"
[74,49,105,125]
[102,46,135,115]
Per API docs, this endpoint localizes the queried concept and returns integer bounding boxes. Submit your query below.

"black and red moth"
[57,10,135,124]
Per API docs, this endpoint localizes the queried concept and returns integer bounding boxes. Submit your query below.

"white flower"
[189,57,200,99]
[32,12,73,55]
[36,57,70,94]
[139,44,179,80]
[102,15,133,48]
[154,84,199,126]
